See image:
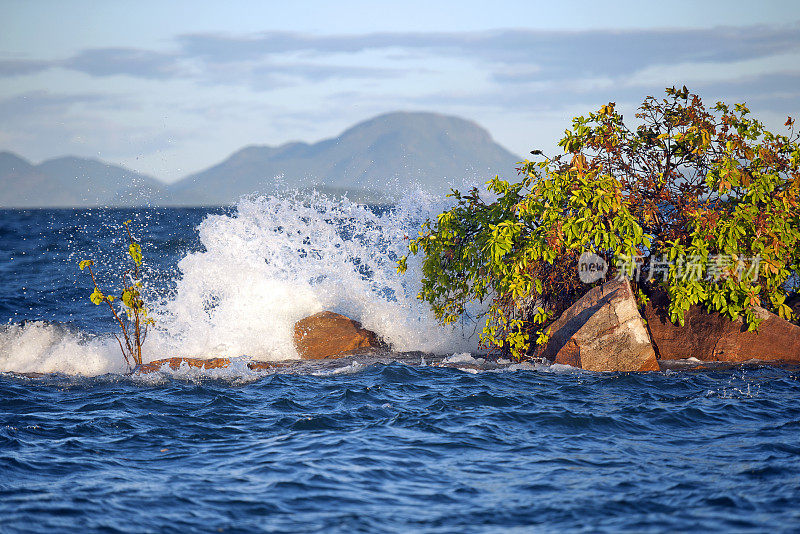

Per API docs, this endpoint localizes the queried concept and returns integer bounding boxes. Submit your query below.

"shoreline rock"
[133,293,799,375]
[135,311,387,374]
[534,278,800,371]
[136,357,232,373]
[644,290,800,363]
[536,278,659,372]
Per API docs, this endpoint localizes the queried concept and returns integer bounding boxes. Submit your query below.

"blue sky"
[1,0,798,182]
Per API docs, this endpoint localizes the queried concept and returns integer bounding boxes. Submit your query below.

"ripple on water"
[1,363,800,533]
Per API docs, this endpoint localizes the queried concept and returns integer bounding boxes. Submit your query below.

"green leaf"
[128,243,142,266]
[122,289,134,308]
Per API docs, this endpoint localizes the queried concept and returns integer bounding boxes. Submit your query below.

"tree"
[79,220,154,370]
[399,87,800,359]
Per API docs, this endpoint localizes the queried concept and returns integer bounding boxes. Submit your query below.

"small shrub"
[79,220,154,370]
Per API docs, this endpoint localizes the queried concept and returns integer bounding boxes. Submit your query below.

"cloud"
[0,59,53,77]
[177,24,800,79]
[244,63,399,90]
[0,49,182,80]
[2,24,798,90]
[0,91,108,121]
[62,48,183,79]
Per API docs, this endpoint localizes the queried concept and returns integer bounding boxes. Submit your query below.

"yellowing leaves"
[778,303,794,320]
[77,220,153,370]
[128,243,142,266]
[90,289,105,305]
[598,102,616,116]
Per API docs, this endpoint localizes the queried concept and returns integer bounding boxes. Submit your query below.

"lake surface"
[1,199,799,532]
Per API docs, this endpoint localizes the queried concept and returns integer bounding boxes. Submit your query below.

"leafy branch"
[79,220,154,370]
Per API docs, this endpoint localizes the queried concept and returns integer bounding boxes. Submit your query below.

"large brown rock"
[537,278,659,372]
[293,311,385,359]
[644,291,800,362]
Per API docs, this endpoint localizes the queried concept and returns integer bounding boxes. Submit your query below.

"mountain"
[0,111,520,207]
[168,112,520,205]
[0,152,169,208]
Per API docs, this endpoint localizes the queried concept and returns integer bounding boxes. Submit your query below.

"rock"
[246,360,282,371]
[537,278,659,372]
[136,357,231,373]
[644,291,800,362]
[293,311,385,359]
[135,357,286,374]
[133,310,383,374]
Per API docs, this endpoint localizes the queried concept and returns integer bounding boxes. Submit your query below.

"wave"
[0,321,125,375]
[0,190,482,375]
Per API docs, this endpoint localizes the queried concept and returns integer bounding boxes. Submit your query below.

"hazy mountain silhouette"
[0,152,169,208]
[0,112,520,207]
[170,112,519,205]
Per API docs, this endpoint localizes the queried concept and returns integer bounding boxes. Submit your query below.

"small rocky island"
[138,279,800,375]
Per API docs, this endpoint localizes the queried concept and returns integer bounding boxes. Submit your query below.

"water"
[1,196,800,532]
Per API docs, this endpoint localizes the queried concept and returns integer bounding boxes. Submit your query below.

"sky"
[1,0,799,183]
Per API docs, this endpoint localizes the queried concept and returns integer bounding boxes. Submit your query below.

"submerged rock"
[644,292,800,363]
[293,311,385,359]
[135,357,288,374]
[137,357,232,373]
[537,278,659,372]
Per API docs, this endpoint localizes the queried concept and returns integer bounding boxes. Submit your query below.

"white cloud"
[626,51,800,87]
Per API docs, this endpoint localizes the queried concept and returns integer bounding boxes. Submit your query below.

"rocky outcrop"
[132,295,798,376]
[293,311,385,359]
[137,357,232,373]
[537,278,659,372]
[135,357,285,374]
[644,291,800,362]
[133,312,384,374]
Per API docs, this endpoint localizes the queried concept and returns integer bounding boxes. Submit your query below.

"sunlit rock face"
[293,311,386,360]
[644,291,800,363]
[537,278,659,372]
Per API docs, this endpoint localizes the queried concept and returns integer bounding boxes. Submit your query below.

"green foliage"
[79,220,154,370]
[400,88,800,359]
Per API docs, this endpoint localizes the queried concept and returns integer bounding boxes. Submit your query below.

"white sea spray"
[146,191,480,361]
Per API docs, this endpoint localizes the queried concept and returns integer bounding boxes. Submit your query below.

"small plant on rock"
[79,220,154,370]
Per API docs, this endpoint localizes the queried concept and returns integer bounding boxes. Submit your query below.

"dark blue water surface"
[3,366,800,532]
[2,209,800,532]
[0,208,225,331]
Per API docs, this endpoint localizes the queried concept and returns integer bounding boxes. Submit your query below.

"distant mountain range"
[0,112,520,208]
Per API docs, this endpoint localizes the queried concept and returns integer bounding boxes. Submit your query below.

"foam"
[0,322,125,376]
[443,353,486,365]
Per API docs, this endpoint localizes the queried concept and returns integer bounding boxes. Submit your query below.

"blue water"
[2,207,800,532]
